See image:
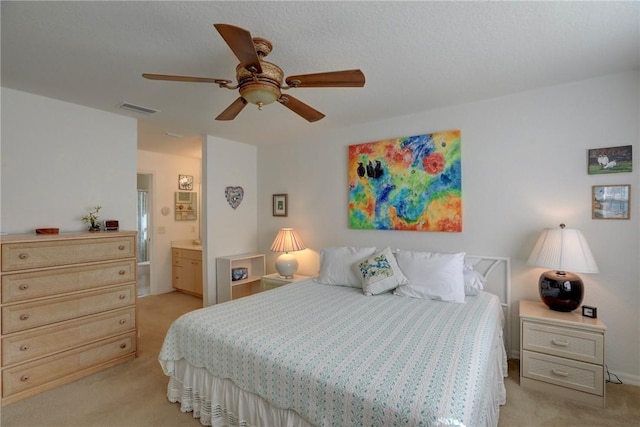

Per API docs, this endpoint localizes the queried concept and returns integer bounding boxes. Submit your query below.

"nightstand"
[519,300,606,408]
[261,273,311,291]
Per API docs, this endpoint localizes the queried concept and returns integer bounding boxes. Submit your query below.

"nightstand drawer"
[261,277,286,290]
[523,321,603,364]
[522,350,604,396]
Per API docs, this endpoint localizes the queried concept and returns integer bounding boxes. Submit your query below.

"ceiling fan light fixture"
[239,83,280,109]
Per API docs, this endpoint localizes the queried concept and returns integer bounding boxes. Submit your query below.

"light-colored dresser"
[0,231,137,405]
[519,300,606,407]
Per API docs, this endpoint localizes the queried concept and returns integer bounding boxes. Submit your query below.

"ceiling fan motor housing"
[236,61,283,107]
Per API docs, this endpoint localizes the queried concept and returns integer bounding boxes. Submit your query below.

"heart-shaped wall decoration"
[225,186,244,210]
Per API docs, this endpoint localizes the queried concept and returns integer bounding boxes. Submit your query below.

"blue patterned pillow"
[357,247,408,296]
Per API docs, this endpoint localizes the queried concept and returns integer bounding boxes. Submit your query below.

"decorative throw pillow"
[463,264,486,296]
[393,251,466,303]
[317,246,377,288]
[357,247,408,296]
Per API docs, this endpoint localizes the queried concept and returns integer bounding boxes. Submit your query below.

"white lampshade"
[528,224,598,273]
[270,228,305,278]
[528,224,598,312]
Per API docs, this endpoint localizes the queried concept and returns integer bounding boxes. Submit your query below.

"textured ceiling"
[2,1,639,159]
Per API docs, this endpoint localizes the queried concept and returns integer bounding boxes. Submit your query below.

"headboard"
[465,255,511,358]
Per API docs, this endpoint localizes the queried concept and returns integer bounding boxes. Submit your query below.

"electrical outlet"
[158,226,166,234]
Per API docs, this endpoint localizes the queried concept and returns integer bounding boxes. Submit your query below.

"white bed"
[159,252,510,427]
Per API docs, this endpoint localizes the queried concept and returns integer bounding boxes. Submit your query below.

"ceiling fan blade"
[285,69,365,88]
[215,97,248,121]
[278,95,325,122]
[142,73,232,85]
[214,23,262,74]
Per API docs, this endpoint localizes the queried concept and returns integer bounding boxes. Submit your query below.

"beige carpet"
[1,291,638,427]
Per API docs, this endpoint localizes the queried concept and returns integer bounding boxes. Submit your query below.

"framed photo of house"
[592,185,630,220]
[587,145,632,175]
[273,194,288,217]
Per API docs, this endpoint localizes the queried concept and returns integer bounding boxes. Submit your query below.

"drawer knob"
[551,369,570,377]
[551,339,569,347]
[19,344,29,352]
[119,319,126,325]
[19,284,29,291]
[19,313,30,321]
[119,343,127,349]
[20,375,30,382]
[18,253,29,260]
[119,294,126,300]
[118,245,125,250]
[118,270,126,275]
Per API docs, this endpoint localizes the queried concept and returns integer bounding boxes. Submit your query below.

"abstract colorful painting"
[349,130,461,232]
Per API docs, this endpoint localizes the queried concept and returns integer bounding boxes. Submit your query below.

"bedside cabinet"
[519,300,606,408]
[261,273,311,291]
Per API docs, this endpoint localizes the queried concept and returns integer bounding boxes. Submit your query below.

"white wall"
[257,71,640,384]
[203,135,258,306]
[1,88,137,234]
[137,150,201,295]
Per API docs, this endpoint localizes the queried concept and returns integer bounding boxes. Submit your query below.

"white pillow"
[357,247,409,296]
[463,264,485,296]
[317,246,377,288]
[393,251,466,303]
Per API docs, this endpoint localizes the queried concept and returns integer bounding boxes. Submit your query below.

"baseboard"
[607,369,640,387]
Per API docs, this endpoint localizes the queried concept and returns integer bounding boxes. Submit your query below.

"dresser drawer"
[2,284,135,334]
[522,321,604,364]
[2,332,136,397]
[1,236,135,272]
[1,260,135,304]
[181,249,201,261]
[522,350,604,396]
[2,307,135,366]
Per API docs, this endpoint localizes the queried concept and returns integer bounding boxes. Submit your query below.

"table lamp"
[270,228,305,278]
[527,223,599,312]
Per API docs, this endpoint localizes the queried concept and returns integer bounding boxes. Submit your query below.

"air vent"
[119,102,159,115]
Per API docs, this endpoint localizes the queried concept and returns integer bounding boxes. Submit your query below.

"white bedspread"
[159,279,507,427]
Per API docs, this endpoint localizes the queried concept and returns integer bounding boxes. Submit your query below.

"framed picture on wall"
[592,185,630,220]
[587,145,632,175]
[178,174,194,190]
[273,194,288,217]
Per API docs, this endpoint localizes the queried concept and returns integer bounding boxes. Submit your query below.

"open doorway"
[137,173,153,297]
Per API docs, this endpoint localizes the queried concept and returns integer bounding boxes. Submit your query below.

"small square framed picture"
[178,175,194,191]
[582,305,597,319]
[273,194,288,217]
[592,184,630,220]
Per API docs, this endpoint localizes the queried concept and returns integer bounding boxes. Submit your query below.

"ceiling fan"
[142,23,365,122]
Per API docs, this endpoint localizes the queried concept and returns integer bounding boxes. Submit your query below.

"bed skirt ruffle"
[163,359,314,427]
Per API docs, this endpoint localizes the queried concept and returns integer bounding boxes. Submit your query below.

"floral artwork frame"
[592,184,630,220]
[273,194,288,217]
[348,130,462,232]
[178,174,194,190]
[588,145,632,175]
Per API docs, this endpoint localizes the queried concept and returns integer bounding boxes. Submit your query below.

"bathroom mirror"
[175,191,197,221]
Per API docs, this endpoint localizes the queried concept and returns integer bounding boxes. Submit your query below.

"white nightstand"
[519,300,606,408]
[261,273,311,291]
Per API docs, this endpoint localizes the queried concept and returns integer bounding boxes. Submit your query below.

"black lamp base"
[539,270,584,312]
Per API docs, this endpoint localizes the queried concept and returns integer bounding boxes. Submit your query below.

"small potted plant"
[81,205,102,231]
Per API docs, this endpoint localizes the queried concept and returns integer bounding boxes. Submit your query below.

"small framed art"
[178,174,194,190]
[273,194,288,217]
[592,184,630,220]
[587,145,632,175]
